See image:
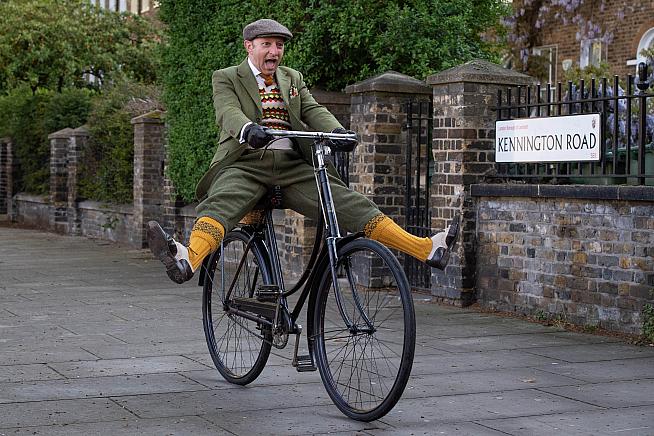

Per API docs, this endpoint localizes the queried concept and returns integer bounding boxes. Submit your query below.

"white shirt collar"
[247,58,261,77]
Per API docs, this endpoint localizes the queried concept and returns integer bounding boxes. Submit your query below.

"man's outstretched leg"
[364,213,459,270]
[147,216,224,284]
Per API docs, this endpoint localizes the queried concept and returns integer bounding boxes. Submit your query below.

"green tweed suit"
[195,58,380,233]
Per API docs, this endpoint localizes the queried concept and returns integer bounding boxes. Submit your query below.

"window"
[533,45,558,84]
[628,27,654,70]
[580,39,606,68]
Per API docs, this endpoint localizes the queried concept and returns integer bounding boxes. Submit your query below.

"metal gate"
[403,101,433,292]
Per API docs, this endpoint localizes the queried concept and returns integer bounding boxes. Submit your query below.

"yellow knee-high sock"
[364,213,432,261]
[188,216,224,271]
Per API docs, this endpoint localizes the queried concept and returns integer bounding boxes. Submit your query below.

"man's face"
[244,37,285,76]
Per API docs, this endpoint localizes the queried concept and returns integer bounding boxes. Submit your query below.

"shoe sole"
[146,221,188,284]
[445,215,460,248]
[428,215,460,270]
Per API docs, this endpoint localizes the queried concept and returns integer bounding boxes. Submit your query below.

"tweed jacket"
[195,59,342,200]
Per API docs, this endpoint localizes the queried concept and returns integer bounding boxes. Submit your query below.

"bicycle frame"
[198,130,377,353]
[261,130,375,336]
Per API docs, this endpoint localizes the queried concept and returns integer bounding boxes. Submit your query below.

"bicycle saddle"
[239,185,283,225]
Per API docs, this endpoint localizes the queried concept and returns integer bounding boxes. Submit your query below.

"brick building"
[89,0,158,16]
[524,0,654,83]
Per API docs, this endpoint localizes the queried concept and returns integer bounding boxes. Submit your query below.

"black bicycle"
[198,129,415,421]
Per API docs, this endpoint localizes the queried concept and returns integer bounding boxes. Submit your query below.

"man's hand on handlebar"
[244,123,274,149]
[329,127,357,152]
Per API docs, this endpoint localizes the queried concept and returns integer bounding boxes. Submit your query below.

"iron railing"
[403,101,433,292]
[496,70,654,185]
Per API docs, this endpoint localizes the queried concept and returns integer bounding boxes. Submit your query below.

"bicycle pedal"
[294,355,317,372]
[256,284,281,302]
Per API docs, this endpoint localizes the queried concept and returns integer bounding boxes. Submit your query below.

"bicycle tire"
[202,229,273,385]
[313,238,416,421]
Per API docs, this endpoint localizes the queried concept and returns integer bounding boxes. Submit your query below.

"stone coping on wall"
[345,70,431,95]
[427,59,535,86]
[471,183,654,202]
[15,193,49,203]
[78,200,133,214]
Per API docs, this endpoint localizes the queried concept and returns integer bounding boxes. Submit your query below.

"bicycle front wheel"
[313,238,416,421]
[202,229,273,385]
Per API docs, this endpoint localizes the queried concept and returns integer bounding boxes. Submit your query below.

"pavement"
[0,225,653,436]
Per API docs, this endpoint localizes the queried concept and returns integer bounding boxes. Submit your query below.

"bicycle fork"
[312,142,374,334]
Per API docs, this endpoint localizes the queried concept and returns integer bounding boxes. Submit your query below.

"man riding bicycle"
[148,18,459,284]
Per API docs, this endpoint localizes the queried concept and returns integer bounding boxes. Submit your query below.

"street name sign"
[495,113,601,163]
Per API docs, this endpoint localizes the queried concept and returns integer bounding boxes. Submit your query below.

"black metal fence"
[403,101,433,292]
[496,71,654,185]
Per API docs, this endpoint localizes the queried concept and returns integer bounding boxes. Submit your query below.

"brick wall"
[14,194,50,229]
[538,0,654,79]
[474,186,653,333]
[79,201,136,244]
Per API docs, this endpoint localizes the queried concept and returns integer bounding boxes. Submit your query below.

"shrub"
[80,80,163,204]
[0,86,92,194]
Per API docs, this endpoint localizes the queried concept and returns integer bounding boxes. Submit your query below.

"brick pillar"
[161,129,180,239]
[132,111,165,248]
[0,137,9,216]
[345,71,431,223]
[426,59,535,305]
[343,72,431,288]
[49,128,74,233]
[67,126,89,235]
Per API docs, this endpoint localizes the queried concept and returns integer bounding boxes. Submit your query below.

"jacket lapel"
[275,68,300,124]
[237,59,262,113]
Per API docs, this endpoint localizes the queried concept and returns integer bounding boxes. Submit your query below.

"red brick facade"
[536,0,654,81]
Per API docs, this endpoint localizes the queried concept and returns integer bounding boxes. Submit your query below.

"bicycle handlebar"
[263,128,357,142]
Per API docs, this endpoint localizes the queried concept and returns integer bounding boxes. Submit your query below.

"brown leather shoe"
[426,215,460,270]
[146,221,193,284]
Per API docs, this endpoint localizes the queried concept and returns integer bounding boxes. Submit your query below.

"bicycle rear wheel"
[313,238,415,421]
[202,229,273,385]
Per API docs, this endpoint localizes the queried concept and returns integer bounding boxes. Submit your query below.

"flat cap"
[243,19,292,41]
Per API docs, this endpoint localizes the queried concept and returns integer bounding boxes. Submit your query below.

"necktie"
[260,73,274,87]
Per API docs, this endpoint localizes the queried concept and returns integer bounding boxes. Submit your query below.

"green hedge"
[159,0,508,202]
[0,87,92,194]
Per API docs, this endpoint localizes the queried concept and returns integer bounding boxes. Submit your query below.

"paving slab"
[202,407,390,435]
[478,405,654,436]
[402,367,580,398]
[409,349,564,376]
[535,357,654,382]
[364,422,509,435]
[0,363,64,383]
[0,416,231,436]
[539,379,654,408]
[0,373,207,403]
[48,355,209,378]
[0,398,134,428]
[377,388,602,426]
[112,386,334,418]
[523,342,654,362]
